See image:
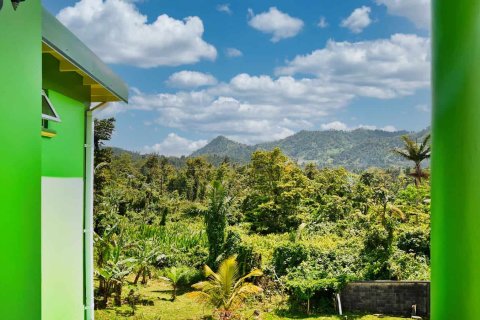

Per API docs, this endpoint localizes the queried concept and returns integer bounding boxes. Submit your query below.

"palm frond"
[186,291,212,305]
[190,256,263,313]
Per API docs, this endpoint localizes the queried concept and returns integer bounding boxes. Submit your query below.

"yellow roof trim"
[42,42,121,103]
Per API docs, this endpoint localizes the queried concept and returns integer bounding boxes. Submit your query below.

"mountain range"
[191,128,430,169]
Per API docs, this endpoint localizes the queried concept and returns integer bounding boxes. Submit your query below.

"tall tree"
[393,134,431,187]
[94,117,116,152]
[93,118,116,207]
[205,180,229,266]
[186,157,212,201]
[245,148,307,233]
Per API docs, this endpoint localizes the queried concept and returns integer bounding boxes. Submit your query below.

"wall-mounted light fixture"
[11,0,25,11]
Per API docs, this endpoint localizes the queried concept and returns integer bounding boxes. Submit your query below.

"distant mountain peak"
[191,128,430,169]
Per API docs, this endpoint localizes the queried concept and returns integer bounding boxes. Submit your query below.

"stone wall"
[340,281,430,317]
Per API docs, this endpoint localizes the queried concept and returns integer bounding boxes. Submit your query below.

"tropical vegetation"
[93,118,430,319]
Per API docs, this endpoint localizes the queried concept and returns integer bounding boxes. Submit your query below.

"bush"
[272,243,309,276]
[361,225,394,279]
[397,228,430,257]
[219,230,261,275]
[177,267,203,286]
[283,261,349,314]
[183,203,207,216]
[388,249,430,280]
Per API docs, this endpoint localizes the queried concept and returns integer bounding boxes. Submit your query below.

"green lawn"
[95,278,408,320]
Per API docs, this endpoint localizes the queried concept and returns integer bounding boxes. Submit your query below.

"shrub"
[388,249,430,280]
[397,228,430,257]
[272,243,309,276]
[361,224,394,280]
[283,261,349,314]
[219,230,261,275]
[183,203,207,216]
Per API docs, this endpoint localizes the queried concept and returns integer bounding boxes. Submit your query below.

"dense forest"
[93,118,431,319]
[192,128,430,169]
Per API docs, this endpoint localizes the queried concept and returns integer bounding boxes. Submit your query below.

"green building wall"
[41,89,87,320]
[42,90,86,178]
[0,1,42,320]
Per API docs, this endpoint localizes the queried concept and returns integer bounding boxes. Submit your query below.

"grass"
[94,277,408,320]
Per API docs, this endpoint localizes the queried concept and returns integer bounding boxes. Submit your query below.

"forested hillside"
[94,119,431,319]
[192,128,430,169]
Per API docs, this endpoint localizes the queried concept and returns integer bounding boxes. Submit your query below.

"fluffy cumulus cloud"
[166,71,218,88]
[142,133,207,156]
[321,121,397,132]
[382,125,397,132]
[341,6,372,33]
[376,0,430,29]
[248,7,304,42]
[276,34,430,98]
[57,0,217,68]
[112,34,428,144]
[321,121,348,131]
[225,48,243,58]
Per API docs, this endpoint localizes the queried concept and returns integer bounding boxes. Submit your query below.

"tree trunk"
[172,284,177,301]
[114,283,122,306]
[414,163,422,187]
[142,268,147,284]
[134,268,142,285]
[101,282,110,309]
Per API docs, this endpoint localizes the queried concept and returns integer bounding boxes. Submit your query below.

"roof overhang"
[42,8,128,103]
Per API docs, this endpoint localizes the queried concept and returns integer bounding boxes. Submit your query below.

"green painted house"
[0,2,128,319]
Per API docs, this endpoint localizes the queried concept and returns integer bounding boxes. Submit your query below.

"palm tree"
[160,267,190,301]
[393,134,431,187]
[188,256,263,320]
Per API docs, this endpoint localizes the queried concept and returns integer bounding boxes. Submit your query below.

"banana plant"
[131,224,162,285]
[95,223,134,308]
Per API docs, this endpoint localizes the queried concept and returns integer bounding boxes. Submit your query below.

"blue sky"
[43,0,431,156]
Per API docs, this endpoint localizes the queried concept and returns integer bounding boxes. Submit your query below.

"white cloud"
[57,0,217,68]
[276,34,430,98]
[321,121,348,131]
[357,124,378,130]
[248,7,304,42]
[166,71,218,88]
[317,16,328,28]
[376,0,430,29]
[225,48,243,58]
[107,34,427,144]
[142,133,207,156]
[341,6,372,33]
[216,3,232,15]
[321,122,397,132]
[382,125,397,132]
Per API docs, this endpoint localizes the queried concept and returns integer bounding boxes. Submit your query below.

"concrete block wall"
[341,281,430,317]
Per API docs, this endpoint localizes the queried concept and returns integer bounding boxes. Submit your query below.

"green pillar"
[0,1,42,319]
[431,1,480,319]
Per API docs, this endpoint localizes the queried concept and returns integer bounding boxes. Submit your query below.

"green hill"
[191,128,430,169]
